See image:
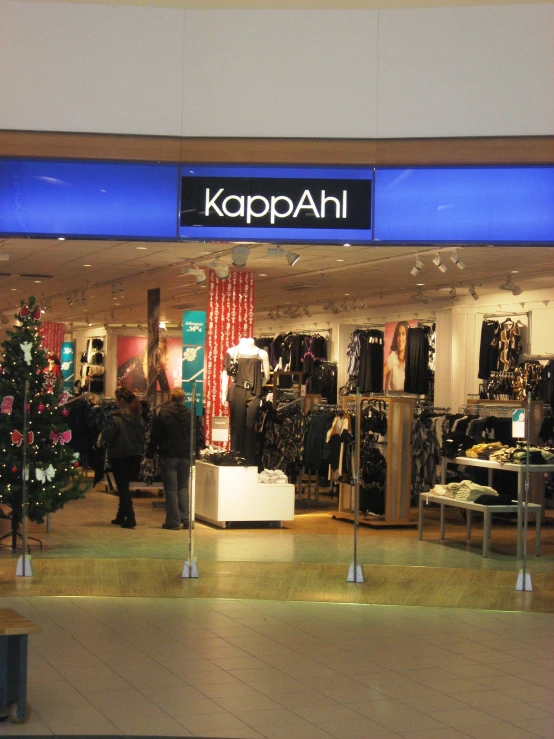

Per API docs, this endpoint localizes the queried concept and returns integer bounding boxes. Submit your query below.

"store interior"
[0,239,553,610]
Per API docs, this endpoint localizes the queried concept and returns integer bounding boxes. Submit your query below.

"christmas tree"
[0,296,86,543]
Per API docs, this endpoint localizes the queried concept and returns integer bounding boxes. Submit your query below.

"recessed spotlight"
[345,293,349,296]
[416,283,425,287]
[511,270,519,274]
[10,288,16,291]
[83,264,91,267]
[136,246,148,250]
[259,273,267,277]
[34,280,41,284]
[343,243,351,247]
[336,259,345,262]
[58,237,65,241]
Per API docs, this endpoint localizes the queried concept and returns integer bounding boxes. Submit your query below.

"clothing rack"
[276,396,304,413]
[520,353,554,362]
[482,311,529,320]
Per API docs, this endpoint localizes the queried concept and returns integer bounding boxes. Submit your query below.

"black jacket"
[100,409,145,460]
[148,402,191,459]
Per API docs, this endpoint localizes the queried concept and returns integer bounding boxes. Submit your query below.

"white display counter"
[193,460,295,529]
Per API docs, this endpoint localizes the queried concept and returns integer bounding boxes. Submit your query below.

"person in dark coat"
[99,387,145,529]
[147,387,191,530]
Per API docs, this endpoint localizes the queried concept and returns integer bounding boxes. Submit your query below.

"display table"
[193,461,295,529]
[0,608,41,723]
[441,456,554,557]
[419,492,542,558]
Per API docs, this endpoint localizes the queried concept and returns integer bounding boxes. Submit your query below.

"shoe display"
[162,523,180,530]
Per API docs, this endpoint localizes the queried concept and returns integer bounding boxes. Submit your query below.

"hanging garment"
[498,320,522,371]
[404,327,430,395]
[478,320,500,380]
[358,330,384,393]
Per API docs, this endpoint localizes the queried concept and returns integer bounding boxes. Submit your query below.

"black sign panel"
[180,176,371,231]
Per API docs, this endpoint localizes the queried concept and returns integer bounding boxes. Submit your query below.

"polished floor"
[0,488,553,612]
[2,595,554,738]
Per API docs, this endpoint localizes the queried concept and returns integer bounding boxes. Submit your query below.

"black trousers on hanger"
[229,387,260,466]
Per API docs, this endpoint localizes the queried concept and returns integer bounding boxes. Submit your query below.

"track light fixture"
[469,284,479,301]
[432,254,447,273]
[119,281,124,298]
[81,291,87,305]
[303,305,311,316]
[450,251,466,270]
[195,268,207,284]
[267,246,300,266]
[66,295,73,306]
[231,246,250,267]
[209,261,230,280]
[499,277,523,296]
[111,283,117,299]
[284,250,300,267]
[411,256,424,276]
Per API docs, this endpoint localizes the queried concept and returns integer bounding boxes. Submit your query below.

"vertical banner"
[182,311,206,416]
[205,270,254,447]
[61,341,75,393]
[147,288,160,399]
[39,321,66,360]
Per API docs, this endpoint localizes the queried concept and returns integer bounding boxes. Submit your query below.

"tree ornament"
[11,466,18,474]
[38,403,46,412]
[73,461,80,469]
[50,429,72,445]
[19,305,41,321]
[0,396,14,414]
[20,341,33,365]
[11,429,34,447]
[61,409,69,417]
[35,464,55,483]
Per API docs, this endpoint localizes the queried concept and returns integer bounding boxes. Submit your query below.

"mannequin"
[222,338,270,466]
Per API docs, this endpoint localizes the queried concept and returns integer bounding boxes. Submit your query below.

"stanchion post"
[16,380,33,578]
[516,393,532,592]
[183,382,199,578]
[348,387,363,583]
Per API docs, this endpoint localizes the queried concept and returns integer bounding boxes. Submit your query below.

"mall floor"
[1,485,553,738]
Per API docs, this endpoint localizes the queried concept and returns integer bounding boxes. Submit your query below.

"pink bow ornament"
[49,429,72,445]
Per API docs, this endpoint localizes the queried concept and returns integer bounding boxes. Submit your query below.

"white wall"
[1,1,552,138]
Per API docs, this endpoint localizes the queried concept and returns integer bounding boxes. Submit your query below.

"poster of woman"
[383,320,417,392]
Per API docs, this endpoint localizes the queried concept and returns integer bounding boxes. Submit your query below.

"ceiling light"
[83,264,91,267]
[259,273,267,277]
[303,305,311,316]
[450,251,466,270]
[449,287,459,301]
[66,295,73,306]
[119,281,124,298]
[336,259,345,262]
[111,283,117,299]
[469,285,479,301]
[412,288,430,304]
[284,250,300,267]
[208,261,230,280]
[499,277,523,296]
[81,291,87,305]
[432,254,447,273]
[411,256,424,276]
[58,237,65,241]
[231,246,250,267]
[195,269,207,284]
[136,246,148,250]
[159,321,167,330]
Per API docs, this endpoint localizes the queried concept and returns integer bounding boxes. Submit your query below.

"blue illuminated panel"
[0,159,179,238]
[374,166,554,244]
[179,165,373,243]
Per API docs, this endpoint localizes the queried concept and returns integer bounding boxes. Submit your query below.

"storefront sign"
[182,311,206,416]
[374,166,554,244]
[0,159,178,238]
[179,166,373,243]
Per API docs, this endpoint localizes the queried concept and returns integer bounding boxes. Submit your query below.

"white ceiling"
[0,238,552,329]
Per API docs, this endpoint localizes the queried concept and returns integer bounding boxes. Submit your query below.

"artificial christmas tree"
[0,296,86,550]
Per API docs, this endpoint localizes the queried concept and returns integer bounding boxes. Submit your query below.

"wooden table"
[0,608,41,723]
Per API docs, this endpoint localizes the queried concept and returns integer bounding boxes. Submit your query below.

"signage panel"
[182,310,206,416]
[61,341,75,394]
[179,165,373,243]
[0,159,179,238]
[374,166,554,244]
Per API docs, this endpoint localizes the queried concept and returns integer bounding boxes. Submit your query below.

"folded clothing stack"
[465,441,506,459]
[258,469,289,484]
[489,444,554,464]
[431,480,498,503]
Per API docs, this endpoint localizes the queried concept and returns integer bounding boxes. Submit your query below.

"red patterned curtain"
[39,322,66,360]
[205,270,254,447]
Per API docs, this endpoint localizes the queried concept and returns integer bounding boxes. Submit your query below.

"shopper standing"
[147,387,191,530]
[99,387,145,529]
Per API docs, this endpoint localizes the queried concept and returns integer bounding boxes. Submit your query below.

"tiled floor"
[2,595,554,738]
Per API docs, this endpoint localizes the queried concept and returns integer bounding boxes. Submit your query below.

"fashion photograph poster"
[383,320,418,392]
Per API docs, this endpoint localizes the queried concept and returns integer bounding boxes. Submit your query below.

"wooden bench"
[418,493,542,558]
[0,608,41,723]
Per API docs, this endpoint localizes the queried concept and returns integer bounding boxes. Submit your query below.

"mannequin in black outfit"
[222,338,270,466]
